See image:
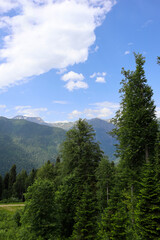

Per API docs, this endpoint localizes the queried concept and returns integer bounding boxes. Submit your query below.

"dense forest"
[0,54,160,239]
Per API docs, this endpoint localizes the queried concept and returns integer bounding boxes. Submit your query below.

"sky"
[0,0,160,122]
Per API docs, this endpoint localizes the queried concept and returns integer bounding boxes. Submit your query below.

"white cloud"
[91,101,119,109]
[124,51,130,55]
[84,107,112,118]
[68,110,82,119]
[65,80,88,91]
[62,71,84,82]
[53,100,68,104]
[0,0,116,90]
[90,72,97,78]
[61,71,88,91]
[14,105,48,117]
[90,71,107,83]
[156,107,160,118]
[95,77,106,83]
[68,101,119,120]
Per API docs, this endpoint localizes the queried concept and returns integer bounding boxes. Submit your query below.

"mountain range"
[0,116,117,176]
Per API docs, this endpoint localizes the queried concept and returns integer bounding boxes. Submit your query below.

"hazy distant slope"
[0,117,66,175]
[87,118,117,160]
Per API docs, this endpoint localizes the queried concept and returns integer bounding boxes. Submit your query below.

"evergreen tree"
[60,119,102,238]
[3,172,9,199]
[157,56,160,64]
[13,169,27,201]
[136,163,160,239]
[25,168,37,189]
[0,175,3,200]
[112,53,157,170]
[9,164,17,195]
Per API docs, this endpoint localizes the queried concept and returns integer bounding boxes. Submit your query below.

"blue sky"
[0,0,160,122]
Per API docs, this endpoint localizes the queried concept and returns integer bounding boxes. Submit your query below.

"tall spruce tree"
[157,56,160,64]
[112,53,158,174]
[111,53,158,235]
[59,119,103,239]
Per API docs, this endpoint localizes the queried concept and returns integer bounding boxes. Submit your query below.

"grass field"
[0,203,25,213]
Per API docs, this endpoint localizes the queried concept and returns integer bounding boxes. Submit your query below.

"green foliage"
[135,163,160,239]
[96,157,115,212]
[0,209,19,240]
[157,56,160,65]
[72,184,98,240]
[25,168,37,189]
[21,179,59,239]
[98,187,128,240]
[56,174,77,238]
[36,161,55,180]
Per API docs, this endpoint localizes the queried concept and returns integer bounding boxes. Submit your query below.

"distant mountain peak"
[13,115,46,125]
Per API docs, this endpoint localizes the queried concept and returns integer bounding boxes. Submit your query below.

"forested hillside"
[0,117,66,175]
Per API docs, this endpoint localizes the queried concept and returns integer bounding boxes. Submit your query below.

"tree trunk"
[107,184,109,204]
[131,184,135,225]
[145,145,149,163]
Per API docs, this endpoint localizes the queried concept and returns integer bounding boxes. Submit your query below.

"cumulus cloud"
[95,76,106,83]
[90,71,106,83]
[0,0,116,90]
[68,101,119,119]
[61,71,88,91]
[68,110,82,119]
[15,105,48,117]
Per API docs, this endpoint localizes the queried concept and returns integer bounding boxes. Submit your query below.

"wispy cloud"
[124,51,130,55]
[0,0,116,90]
[68,101,119,119]
[53,100,68,104]
[14,105,48,117]
[128,42,133,46]
[0,104,6,109]
[61,71,88,91]
[142,19,153,28]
